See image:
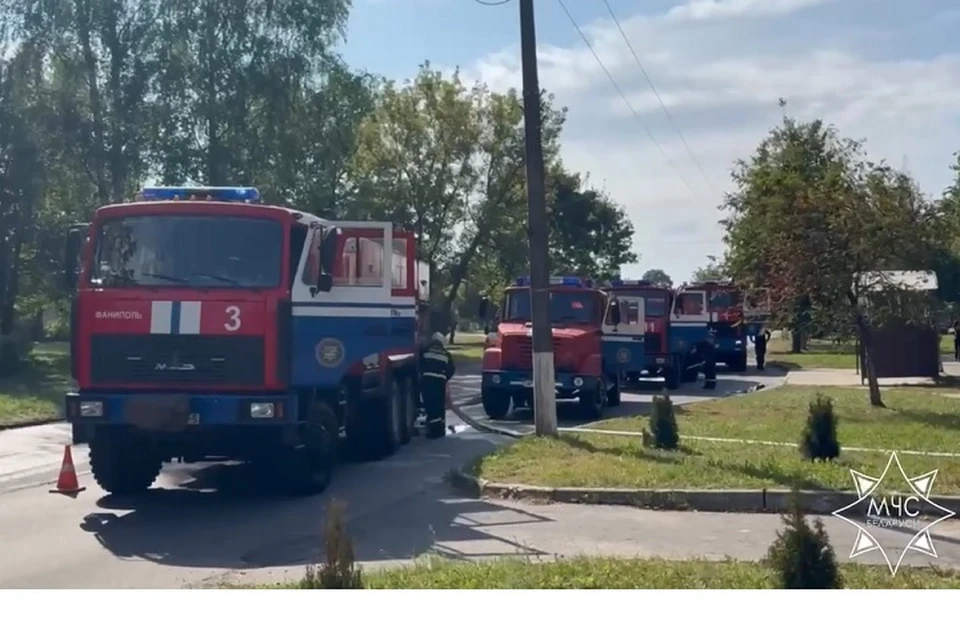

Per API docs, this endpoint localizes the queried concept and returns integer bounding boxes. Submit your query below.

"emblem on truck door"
[316,338,345,368]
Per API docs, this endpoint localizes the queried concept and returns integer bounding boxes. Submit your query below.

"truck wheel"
[89,427,162,496]
[730,352,748,372]
[276,401,337,496]
[665,366,681,390]
[353,379,403,461]
[579,381,606,420]
[399,376,416,445]
[607,377,622,407]
[481,388,510,420]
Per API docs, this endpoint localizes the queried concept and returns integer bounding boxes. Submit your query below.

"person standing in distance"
[420,332,456,438]
[703,326,718,390]
[750,327,772,370]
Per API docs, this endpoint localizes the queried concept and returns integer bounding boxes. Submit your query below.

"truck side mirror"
[319,226,341,276]
[312,226,340,294]
[63,227,84,291]
[478,298,489,319]
[609,300,622,326]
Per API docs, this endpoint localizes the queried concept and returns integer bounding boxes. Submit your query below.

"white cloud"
[457,0,960,281]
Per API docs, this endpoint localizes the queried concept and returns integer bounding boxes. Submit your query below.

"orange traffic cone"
[50,445,85,497]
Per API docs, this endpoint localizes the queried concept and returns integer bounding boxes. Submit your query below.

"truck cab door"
[672,290,709,324]
[292,220,395,306]
[602,295,645,371]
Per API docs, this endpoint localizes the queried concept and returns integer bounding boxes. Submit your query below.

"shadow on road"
[469,373,771,431]
[76,430,554,573]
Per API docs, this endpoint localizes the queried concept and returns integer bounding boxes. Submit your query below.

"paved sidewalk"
[786,361,960,387]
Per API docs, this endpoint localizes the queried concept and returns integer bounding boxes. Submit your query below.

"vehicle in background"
[601,279,691,389]
[478,275,623,421]
[63,185,426,497]
[671,280,749,373]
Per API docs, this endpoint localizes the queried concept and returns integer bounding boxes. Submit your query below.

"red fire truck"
[478,275,623,420]
[63,186,429,496]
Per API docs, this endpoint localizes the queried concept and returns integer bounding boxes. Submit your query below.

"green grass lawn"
[0,342,70,426]
[475,386,960,493]
[260,556,960,589]
[448,332,486,366]
[769,334,954,370]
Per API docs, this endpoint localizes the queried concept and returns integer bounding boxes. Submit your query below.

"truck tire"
[481,388,510,420]
[275,401,337,496]
[607,377,622,407]
[399,376,416,445]
[579,381,606,420]
[89,427,162,496]
[350,378,403,461]
[664,366,681,390]
[729,351,748,373]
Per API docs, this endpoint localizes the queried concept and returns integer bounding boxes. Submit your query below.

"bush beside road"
[470,386,960,493]
[0,342,69,428]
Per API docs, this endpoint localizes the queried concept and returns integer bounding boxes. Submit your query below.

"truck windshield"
[89,214,283,288]
[708,290,740,309]
[640,292,666,317]
[504,290,598,324]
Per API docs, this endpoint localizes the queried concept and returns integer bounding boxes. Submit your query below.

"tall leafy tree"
[722,116,946,405]
[690,255,727,283]
[547,170,637,282]
[640,268,673,288]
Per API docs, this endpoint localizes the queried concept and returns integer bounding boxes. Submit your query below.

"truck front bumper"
[64,391,301,428]
[482,370,602,397]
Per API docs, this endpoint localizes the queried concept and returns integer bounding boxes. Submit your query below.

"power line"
[555,0,706,207]
[601,0,718,196]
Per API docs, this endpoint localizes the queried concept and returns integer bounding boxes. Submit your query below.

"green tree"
[0,46,52,373]
[690,255,726,283]
[151,0,352,184]
[722,116,946,406]
[548,171,637,282]
[641,268,673,288]
[350,64,568,324]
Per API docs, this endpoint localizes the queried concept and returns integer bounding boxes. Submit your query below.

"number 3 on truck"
[224,305,242,332]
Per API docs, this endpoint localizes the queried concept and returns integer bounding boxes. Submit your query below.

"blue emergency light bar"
[513,275,593,288]
[139,186,261,203]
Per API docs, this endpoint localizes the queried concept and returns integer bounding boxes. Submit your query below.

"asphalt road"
[3,361,959,588]
[450,360,787,435]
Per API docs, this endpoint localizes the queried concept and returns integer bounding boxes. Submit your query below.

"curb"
[445,467,960,516]
[0,415,63,432]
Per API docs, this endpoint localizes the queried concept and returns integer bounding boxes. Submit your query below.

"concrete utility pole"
[518,0,557,436]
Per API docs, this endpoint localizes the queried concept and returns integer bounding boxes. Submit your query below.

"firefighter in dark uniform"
[751,328,771,370]
[703,326,718,390]
[420,332,456,439]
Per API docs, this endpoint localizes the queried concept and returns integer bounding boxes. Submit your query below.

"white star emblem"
[832,452,955,576]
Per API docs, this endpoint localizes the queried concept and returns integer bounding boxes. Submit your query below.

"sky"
[338,0,960,283]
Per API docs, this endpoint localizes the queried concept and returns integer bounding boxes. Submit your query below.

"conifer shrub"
[300,499,364,589]
[766,488,842,589]
[648,395,680,450]
[800,393,840,461]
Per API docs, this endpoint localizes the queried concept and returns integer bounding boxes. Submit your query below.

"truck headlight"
[79,401,103,417]
[573,376,584,388]
[249,402,275,419]
[491,374,501,384]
